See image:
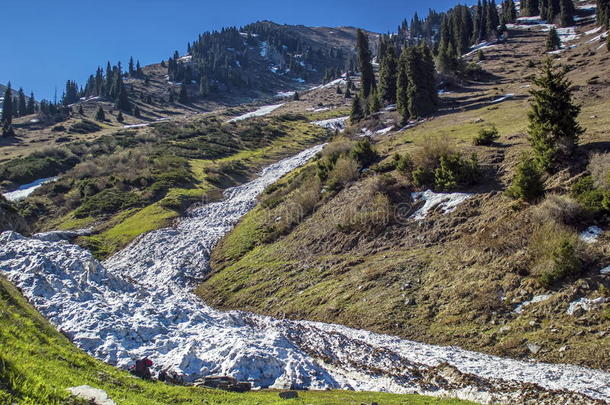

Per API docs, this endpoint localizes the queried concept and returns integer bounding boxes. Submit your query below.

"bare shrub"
[531,194,586,226]
[412,135,454,171]
[328,156,359,187]
[588,153,610,189]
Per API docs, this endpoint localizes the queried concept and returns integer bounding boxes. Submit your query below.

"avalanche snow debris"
[2,146,610,402]
[227,104,284,122]
[312,116,349,132]
[2,177,60,201]
[579,226,603,244]
[514,295,552,314]
[410,190,472,220]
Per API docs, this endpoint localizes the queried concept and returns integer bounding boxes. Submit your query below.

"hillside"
[2,1,610,404]
[201,6,610,372]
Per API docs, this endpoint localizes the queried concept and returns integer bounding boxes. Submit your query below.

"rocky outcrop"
[0,194,28,234]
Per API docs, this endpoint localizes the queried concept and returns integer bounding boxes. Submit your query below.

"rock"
[559,345,569,352]
[499,325,511,334]
[67,385,116,405]
[279,391,299,399]
[527,342,542,354]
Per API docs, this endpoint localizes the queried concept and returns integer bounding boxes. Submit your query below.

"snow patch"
[567,297,609,315]
[275,91,296,99]
[227,104,284,122]
[2,177,60,201]
[579,226,603,244]
[309,78,346,91]
[600,265,610,275]
[312,116,349,132]
[491,94,514,103]
[514,295,552,314]
[123,123,149,129]
[67,386,116,405]
[410,190,473,220]
[375,126,394,136]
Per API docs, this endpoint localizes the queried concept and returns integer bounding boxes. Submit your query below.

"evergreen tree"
[546,27,561,50]
[506,156,545,201]
[528,58,583,171]
[2,83,13,126]
[597,0,609,28]
[350,94,364,123]
[116,82,131,111]
[134,105,141,118]
[336,85,343,95]
[293,91,300,101]
[356,29,376,99]
[27,92,36,114]
[344,87,352,98]
[95,106,105,121]
[17,88,26,117]
[117,111,124,123]
[559,0,575,26]
[369,88,381,114]
[396,47,410,125]
[521,0,540,16]
[179,83,188,103]
[78,104,84,115]
[378,46,398,104]
[129,57,135,76]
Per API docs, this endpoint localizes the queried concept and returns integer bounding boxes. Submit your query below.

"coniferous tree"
[356,29,376,99]
[396,47,411,125]
[27,92,36,114]
[78,104,84,115]
[336,85,343,95]
[117,111,124,123]
[597,0,609,27]
[528,58,583,171]
[378,46,398,104]
[95,106,106,121]
[129,57,135,76]
[2,83,13,126]
[134,105,141,118]
[17,88,26,117]
[116,82,132,111]
[344,86,352,98]
[369,88,381,114]
[546,27,561,50]
[350,94,364,123]
[293,91,300,101]
[521,0,540,16]
[559,0,575,26]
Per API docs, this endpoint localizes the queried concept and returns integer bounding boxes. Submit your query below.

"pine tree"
[179,83,188,103]
[356,29,376,99]
[559,0,575,26]
[528,58,583,171]
[129,57,135,76]
[506,156,545,201]
[546,27,561,50]
[116,82,132,111]
[379,46,398,104]
[2,83,13,126]
[350,94,364,123]
[17,88,26,117]
[95,106,105,121]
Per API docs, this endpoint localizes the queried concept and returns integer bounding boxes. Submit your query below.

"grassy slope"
[199,26,610,370]
[0,277,473,405]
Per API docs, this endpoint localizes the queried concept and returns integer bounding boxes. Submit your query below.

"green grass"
[0,276,473,405]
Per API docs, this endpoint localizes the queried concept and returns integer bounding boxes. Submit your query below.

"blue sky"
[0,0,471,100]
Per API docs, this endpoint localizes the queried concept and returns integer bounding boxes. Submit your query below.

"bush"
[473,126,499,146]
[433,153,480,191]
[571,176,609,214]
[328,156,359,190]
[350,139,378,167]
[588,153,610,189]
[69,120,102,134]
[532,194,586,226]
[506,157,544,202]
[529,222,584,288]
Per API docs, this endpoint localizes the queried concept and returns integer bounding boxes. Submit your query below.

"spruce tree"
[379,46,398,104]
[396,47,410,125]
[116,82,131,111]
[27,92,36,114]
[95,106,105,121]
[546,27,561,51]
[528,58,583,171]
[129,57,135,76]
[17,88,26,117]
[344,87,352,98]
[356,29,376,99]
[559,0,575,26]
[134,105,141,118]
[2,83,13,126]
[350,94,364,123]
[369,88,381,114]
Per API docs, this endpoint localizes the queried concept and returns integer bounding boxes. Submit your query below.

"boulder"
[279,390,299,399]
[67,385,116,405]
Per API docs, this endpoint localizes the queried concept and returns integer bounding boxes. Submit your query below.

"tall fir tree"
[396,47,411,125]
[116,82,131,111]
[378,46,398,104]
[27,92,36,115]
[527,58,583,171]
[17,88,26,117]
[559,0,575,26]
[2,83,13,126]
[546,27,561,50]
[356,29,376,99]
[350,94,364,123]
[179,83,189,103]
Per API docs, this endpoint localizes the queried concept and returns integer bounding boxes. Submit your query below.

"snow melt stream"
[2,145,610,403]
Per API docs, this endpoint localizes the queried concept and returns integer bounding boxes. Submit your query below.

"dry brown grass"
[328,155,359,186]
[588,152,610,189]
[412,135,454,172]
[531,194,587,227]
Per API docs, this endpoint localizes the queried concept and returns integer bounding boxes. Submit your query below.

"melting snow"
[579,226,603,244]
[312,116,349,132]
[600,265,610,275]
[227,104,284,122]
[375,126,394,136]
[491,94,514,103]
[2,177,59,201]
[123,123,149,129]
[309,78,346,91]
[410,190,472,220]
[275,91,296,99]
[514,295,552,314]
[567,297,609,315]
[1,146,610,402]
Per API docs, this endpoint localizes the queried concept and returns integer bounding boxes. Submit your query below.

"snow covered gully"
[1,145,609,404]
